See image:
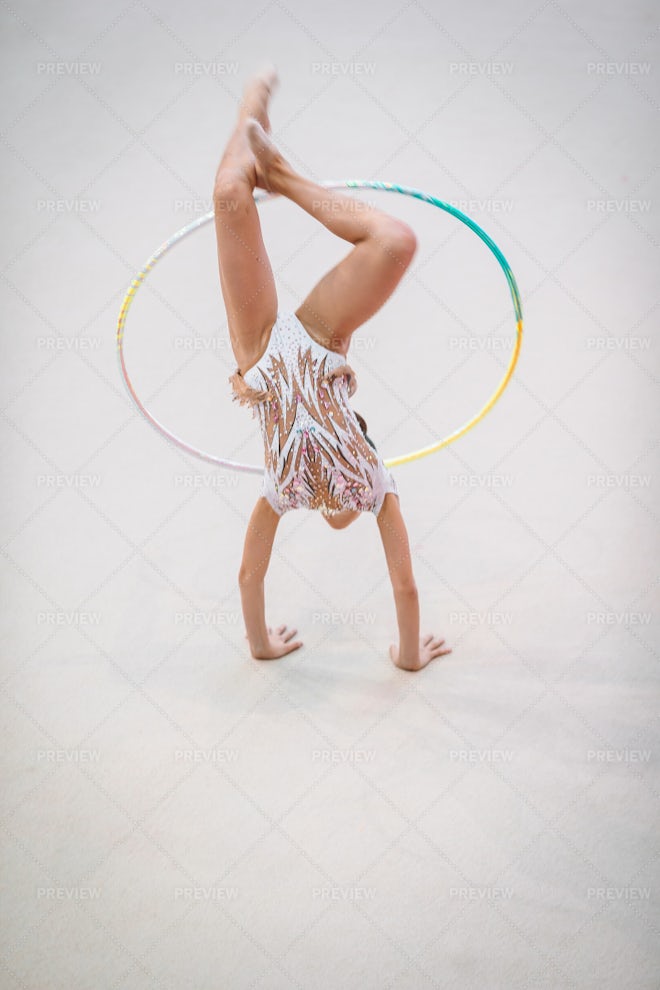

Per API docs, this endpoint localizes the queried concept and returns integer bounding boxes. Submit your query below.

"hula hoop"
[116,180,523,474]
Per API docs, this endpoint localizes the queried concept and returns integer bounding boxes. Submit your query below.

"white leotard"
[229,311,398,517]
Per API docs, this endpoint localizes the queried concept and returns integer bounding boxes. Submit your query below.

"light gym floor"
[1,1,658,987]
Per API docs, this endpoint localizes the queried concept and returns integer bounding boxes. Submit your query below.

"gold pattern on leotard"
[229,312,397,516]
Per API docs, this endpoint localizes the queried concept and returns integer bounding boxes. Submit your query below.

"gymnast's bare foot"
[239,63,279,133]
[245,117,287,192]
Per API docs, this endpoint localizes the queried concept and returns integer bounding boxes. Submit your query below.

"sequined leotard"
[229,311,398,518]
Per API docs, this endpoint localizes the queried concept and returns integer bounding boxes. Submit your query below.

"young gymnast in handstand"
[214,66,451,672]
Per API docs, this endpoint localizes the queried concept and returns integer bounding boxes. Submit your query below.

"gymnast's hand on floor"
[389,633,452,672]
[249,624,303,660]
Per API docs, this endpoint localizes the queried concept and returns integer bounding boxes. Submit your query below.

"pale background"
[1,0,658,987]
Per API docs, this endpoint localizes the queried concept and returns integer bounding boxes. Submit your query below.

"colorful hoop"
[116,180,523,474]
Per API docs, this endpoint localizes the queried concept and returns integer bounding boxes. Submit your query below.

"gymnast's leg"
[212,67,279,375]
[246,118,417,352]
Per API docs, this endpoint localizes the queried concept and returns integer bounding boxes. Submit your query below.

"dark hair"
[354,411,377,451]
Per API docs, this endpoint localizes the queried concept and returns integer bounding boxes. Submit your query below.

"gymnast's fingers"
[432,643,452,657]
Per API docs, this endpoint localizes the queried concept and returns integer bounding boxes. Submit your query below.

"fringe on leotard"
[229,361,358,409]
[228,369,275,409]
[322,362,358,399]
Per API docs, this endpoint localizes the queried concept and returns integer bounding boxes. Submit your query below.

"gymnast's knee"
[378,217,418,265]
[213,168,252,210]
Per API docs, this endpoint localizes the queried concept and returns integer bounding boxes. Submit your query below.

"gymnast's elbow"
[238,565,261,587]
[391,577,418,599]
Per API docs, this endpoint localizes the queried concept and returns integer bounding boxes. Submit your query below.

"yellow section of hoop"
[383,318,523,468]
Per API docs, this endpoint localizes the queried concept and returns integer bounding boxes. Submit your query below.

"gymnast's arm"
[376,493,421,667]
[376,493,452,671]
[238,497,302,660]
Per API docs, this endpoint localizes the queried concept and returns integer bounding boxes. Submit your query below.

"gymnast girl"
[213,66,451,672]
